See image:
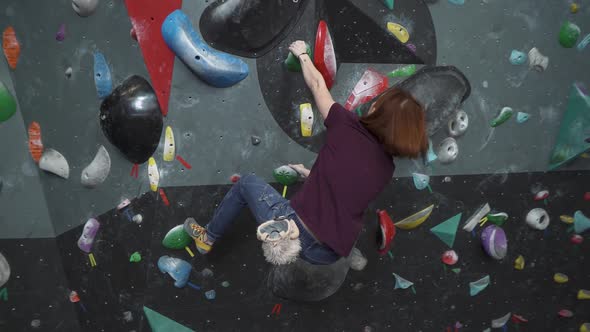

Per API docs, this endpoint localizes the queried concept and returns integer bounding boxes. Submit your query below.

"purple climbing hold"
[56,24,66,41]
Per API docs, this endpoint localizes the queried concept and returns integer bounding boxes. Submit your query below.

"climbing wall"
[0,0,589,331]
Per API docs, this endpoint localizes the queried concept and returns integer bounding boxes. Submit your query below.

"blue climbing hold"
[205,289,216,300]
[448,0,465,4]
[162,10,249,88]
[516,112,530,123]
[392,273,414,289]
[412,173,430,190]
[578,33,590,51]
[574,210,590,234]
[509,50,527,65]
[93,52,112,99]
[157,256,192,288]
[426,140,438,165]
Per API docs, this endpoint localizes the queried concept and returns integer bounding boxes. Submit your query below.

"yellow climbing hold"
[163,126,175,162]
[514,255,525,270]
[580,322,590,332]
[554,273,569,284]
[581,153,590,159]
[387,22,409,44]
[570,3,579,13]
[560,215,574,224]
[578,289,590,300]
[394,204,434,230]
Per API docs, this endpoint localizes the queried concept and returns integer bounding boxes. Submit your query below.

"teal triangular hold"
[382,0,394,10]
[143,306,194,332]
[574,210,590,234]
[469,275,490,296]
[430,213,462,248]
[548,83,590,170]
[392,273,414,289]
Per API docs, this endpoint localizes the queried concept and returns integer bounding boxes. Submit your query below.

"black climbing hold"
[199,0,309,58]
[99,75,163,164]
[251,135,261,146]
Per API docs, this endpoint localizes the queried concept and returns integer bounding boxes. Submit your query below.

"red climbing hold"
[28,122,43,163]
[124,0,182,117]
[571,234,584,244]
[558,309,574,318]
[314,20,337,90]
[175,155,192,170]
[584,192,590,201]
[344,68,388,111]
[230,174,241,183]
[2,26,20,70]
[376,209,396,255]
[511,314,528,323]
[159,188,170,206]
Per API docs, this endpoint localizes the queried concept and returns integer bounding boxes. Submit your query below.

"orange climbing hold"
[2,26,20,69]
[28,122,43,163]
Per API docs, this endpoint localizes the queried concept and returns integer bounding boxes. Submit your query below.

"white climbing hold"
[448,110,469,137]
[437,137,459,164]
[526,208,550,230]
[528,47,549,72]
[0,252,10,288]
[81,145,111,187]
[65,67,73,79]
[72,0,99,17]
[39,148,70,179]
[349,248,368,271]
[491,312,511,328]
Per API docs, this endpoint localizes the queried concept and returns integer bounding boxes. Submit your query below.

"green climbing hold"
[451,268,461,274]
[387,64,416,78]
[162,225,192,250]
[487,212,508,226]
[0,80,17,123]
[129,251,142,262]
[490,107,513,127]
[430,213,461,248]
[559,21,581,48]
[285,42,312,72]
[382,0,394,10]
[143,306,194,332]
[273,165,298,186]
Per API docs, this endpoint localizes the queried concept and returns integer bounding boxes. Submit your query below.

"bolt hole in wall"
[195,55,201,60]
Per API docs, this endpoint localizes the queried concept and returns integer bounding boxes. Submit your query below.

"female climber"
[184,40,428,265]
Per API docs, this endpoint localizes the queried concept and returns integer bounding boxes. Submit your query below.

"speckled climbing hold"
[492,313,511,328]
[129,252,142,262]
[273,165,298,186]
[72,0,99,17]
[448,110,468,137]
[93,52,112,99]
[581,322,590,332]
[55,24,66,41]
[148,157,159,192]
[490,107,513,127]
[387,22,409,44]
[437,137,459,164]
[162,10,249,88]
[412,173,430,190]
[205,290,216,300]
[441,250,458,265]
[534,190,549,201]
[314,20,337,90]
[578,289,590,300]
[463,203,491,231]
[558,309,574,318]
[157,256,192,288]
[559,21,581,48]
[574,210,590,234]
[0,252,10,288]
[387,64,416,78]
[81,145,111,187]
[577,34,590,51]
[251,135,261,146]
[554,273,569,284]
[469,275,490,296]
[516,112,530,123]
[571,234,584,244]
[487,212,508,225]
[382,0,394,10]
[0,80,17,123]
[39,149,70,179]
[162,225,192,250]
[514,255,525,270]
[163,126,175,162]
[77,218,100,253]
[300,103,314,137]
[481,225,507,260]
[394,204,434,230]
[2,27,20,70]
[285,42,312,72]
[344,69,388,111]
[377,209,396,255]
[100,75,163,164]
[570,3,579,13]
[560,215,574,224]
[509,50,527,65]
[392,272,413,289]
[528,47,549,72]
[526,208,550,230]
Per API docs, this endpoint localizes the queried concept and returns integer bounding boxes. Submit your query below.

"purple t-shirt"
[290,103,394,257]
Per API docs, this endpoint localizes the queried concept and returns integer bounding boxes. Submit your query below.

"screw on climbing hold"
[528,48,549,72]
[509,50,527,65]
[271,303,282,316]
[570,3,579,13]
[2,26,20,70]
[55,24,66,41]
[129,252,142,262]
[490,107,513,127]
[514,255,525,270]
[559,21,581,48]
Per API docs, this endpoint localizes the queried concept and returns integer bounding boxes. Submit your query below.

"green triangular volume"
[382,0,394,10]
[143,306,195,332]
[430,213,462,248]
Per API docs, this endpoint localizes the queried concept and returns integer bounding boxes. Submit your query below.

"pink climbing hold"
[344,68,388,111]
[534,190,549,201]
[55,24,66,41]
[441,250,459,265]
[558,309,574,318]
[571,234,584,244]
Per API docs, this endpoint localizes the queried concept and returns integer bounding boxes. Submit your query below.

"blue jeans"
[206,174,340,265]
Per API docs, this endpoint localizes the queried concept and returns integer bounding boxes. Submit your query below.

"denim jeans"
[206,174,340,265]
